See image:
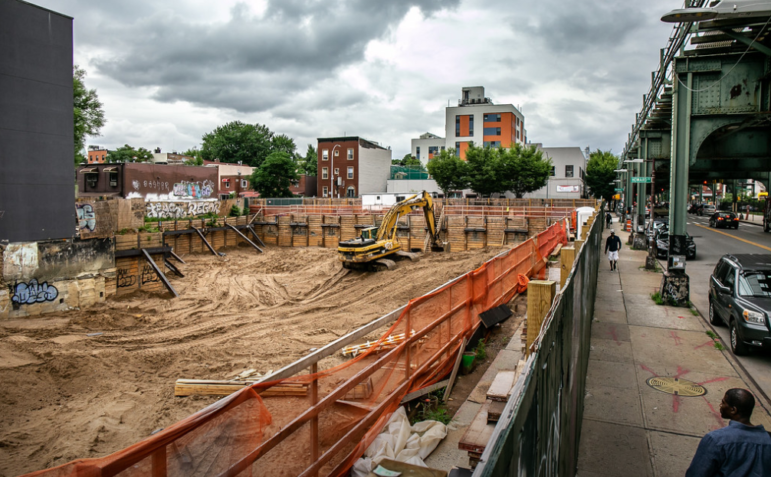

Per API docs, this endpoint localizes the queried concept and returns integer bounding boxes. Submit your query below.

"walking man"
[605,212,612,228]
[686,388,771,476]
[605,230,621,271]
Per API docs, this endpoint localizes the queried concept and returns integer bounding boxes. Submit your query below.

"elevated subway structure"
[620,1,771,305]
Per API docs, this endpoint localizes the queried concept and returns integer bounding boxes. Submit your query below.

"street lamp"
[661,1,771,23]
[331,144,340,199]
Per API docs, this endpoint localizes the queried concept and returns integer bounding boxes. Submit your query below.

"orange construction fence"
[26,221,569,477]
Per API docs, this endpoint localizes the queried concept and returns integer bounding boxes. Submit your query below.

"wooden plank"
[226,223,263,253]
[549,243,562,257]
[560,246,576,289]
[141,249,179,298]
[335,399,375,412]
[525,280,556,356]
[164,259,184,277]
[487,400,506,423]
[486,371,516,402]
[193,227,219,256]
[399,379,450,404]
[443,337,467,402]
[174,380,308,397]
[458,400,494,454]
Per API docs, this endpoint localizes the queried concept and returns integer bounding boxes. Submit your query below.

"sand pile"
[0,246,502,476]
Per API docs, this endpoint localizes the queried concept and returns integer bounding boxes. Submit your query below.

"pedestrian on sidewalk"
[685,388,771,476]
[604,230,621,271]
[606,212,612,228]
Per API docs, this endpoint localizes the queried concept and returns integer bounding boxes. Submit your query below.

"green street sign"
[614,188,623,192]
[632,177,652,183]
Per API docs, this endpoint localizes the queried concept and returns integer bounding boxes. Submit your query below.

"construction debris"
[342,331,416,357]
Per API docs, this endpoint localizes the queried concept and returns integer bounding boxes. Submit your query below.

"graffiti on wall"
[11,279,59,305]
[141,264,160,285]
[173,180,214,198]
[76,204,96,231]
[145,201,219,219]
[144,180,172,192]
[117,268,136,288]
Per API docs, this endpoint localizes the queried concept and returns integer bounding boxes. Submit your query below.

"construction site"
[0,197,601,477]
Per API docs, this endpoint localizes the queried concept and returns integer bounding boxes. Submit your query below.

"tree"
[250,152,299,198]
[106,144,154,163]
[182,147,204,166]
[271,134,296,156]
[465,144,507,197]
[200,121,274,167]
[585,150,620,202]
[73,66,105,166]
[426,149,469,198]
[299,144,318,176]
[499,144,552,198]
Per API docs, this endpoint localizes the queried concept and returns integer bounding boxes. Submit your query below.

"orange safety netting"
[25,221,569,477]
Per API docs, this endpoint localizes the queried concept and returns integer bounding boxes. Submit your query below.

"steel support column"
[662,68,691,305]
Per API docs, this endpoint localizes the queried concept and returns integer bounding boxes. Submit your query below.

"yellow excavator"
[338,191,448,270]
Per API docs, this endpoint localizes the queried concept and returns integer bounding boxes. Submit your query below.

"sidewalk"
[740,213,763,227]
[577,224,771,477]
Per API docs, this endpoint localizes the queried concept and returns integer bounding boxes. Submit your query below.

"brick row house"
[316,137,391,198]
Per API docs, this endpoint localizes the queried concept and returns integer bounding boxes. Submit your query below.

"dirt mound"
[0,246,502,476]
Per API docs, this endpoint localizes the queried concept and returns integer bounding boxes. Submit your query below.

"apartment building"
[87,145,109,164]
[410,87,526,162]
[317,137,391,198]
[520,145,587,199]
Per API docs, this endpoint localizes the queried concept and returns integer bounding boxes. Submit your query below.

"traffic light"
[703,181,707,184]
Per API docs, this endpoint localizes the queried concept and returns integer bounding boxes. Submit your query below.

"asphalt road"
[682,214,771,402]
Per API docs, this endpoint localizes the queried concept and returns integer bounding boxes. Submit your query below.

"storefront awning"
[79,167,98,173]
[103,167,118,172]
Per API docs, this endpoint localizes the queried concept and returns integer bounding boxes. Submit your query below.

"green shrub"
[229,205,242,217]
[474,340,487,361]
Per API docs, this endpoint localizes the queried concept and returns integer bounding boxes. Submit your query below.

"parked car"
[689,203,703,214]
[654,229,696,259]
[709,254,771,355]
[701,204,717,216]
[709,211,740,229]
[646,217,669,243]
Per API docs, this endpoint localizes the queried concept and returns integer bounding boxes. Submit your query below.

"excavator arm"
[375,191,441,248]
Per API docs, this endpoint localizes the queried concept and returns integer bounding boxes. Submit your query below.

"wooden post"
[310,362,319,477]
[575,239,585,252]
[525,280,556,356]
[151,447,167,477]
[560,247,576,289]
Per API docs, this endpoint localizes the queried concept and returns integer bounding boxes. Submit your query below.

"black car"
[689,203,703,214]
[709,211,739,229]
[709,254,771,355]
[654,229,696,259]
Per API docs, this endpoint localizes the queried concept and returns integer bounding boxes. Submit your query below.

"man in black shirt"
[605,230,622,271]
[605,212,612,228]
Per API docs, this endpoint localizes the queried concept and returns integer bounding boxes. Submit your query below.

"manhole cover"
[646,377,706,396]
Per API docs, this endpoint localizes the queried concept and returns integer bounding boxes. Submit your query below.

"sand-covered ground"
[0,246,502,476]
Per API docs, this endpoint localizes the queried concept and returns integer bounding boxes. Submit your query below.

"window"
[322,150,329,161]
[516,130,520,139]
[714,260,729,284]
[455,116,461,136]
[566,165,574,178]
[224,181,230,189]
[416,146,420,160]
[347,167,354,179]
[550,166,556,177]
[109,173,118,187]
[241,180,248,188]
[483,114,501,122]
[322,186,328,197]
[483,141,501,148]
[86,173,98,188]
[347,186,355,198]
[334,168,339,176]
[738,271,771,297]
[428,146,439,155]
[483,127,501,136]
[469,115,474,136]
[347,148,353,160]
[441,146,445,151]
[322,167,328,180]
[334,148,340,157]
[724,266,736,291]
[455,142,460,156]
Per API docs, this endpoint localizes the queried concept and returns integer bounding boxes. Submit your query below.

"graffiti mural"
[173,180,214,198]
[11,279,59,305]
[117,268,137,288]
[143,180,171,192]
[145,201,219,219]
[76,204,96,231]
[132,180,140,191]
[141,264,160,285]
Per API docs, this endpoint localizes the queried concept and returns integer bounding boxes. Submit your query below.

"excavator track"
[372,258,396,271]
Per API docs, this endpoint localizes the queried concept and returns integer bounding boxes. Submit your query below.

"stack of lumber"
[341,331,416,357]
[277,215,293,247]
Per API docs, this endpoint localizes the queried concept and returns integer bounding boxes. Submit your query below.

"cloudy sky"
[34,0,684,158]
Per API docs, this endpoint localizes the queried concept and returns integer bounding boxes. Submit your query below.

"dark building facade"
[0,1,74,242]
[76,163,219,200]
